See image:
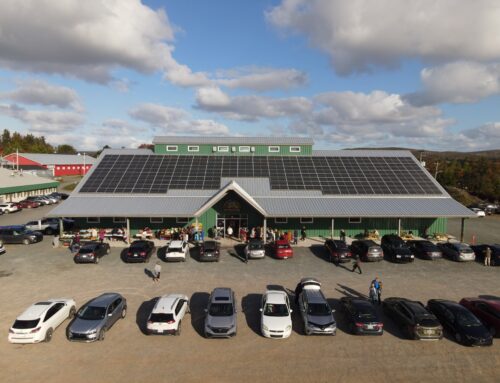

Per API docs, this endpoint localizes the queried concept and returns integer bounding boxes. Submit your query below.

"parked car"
[427,299,493,346]
[146,294,189,335]
[8,299,76,344]
[470,208,486,217]
[0,202,21,213]
[350,240,384,262]
[381,235,414,263]
[297,278,336,335]
[459,298,500,337]
[26,196,51,205]
[324,239,352,264]
[0,243,5,255]
[272,240,293,259]
[25,218,68,235]
[406,240,442,260]
[382,297,443,340]
[38,195,58,204]
[471,244,500,266]
[204,288,237,338]
[260,290,293,339]
[66,293,127,342]
[17,200,41,209]
[74,242,110,264]
[165,240,188,262]
[244,239,265,259]
[437,242,475,262]
[48,192,69,200]
[0,225,43,245]
[124,240,155,263]
[340,297,383,335]
[198,240,221,262]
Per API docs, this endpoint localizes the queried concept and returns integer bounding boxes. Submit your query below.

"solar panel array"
[79,155,442,195]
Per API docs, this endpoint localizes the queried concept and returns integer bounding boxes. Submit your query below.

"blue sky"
[0,0,499,151]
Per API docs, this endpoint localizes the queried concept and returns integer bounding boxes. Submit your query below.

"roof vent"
[231,146,236,152]
[212,146,217,152]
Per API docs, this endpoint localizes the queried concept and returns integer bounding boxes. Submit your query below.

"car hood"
[69,318,104,333]
[307,314,336,327]
[206,315,236,328]
[262,314,291,330]
[458,324,491,339]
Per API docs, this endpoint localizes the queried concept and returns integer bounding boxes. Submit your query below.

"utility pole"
[434,161,439,179]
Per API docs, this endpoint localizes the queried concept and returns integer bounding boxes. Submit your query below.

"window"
[87,217,100,223]
[187,146,199,152]
[300,217,314,224]
[62,166,66,170]
[349,217,362,224]
[274,217,288,224]
[269,146,280,153]
[217,146,229,152]
[113,217,126,223]
[176,217,189,224]
[290,146,301,153]
[150,217,163,223]
[239,146,250,153]
[166,145,178,152]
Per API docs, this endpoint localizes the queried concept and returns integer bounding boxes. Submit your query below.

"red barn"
[3,153,96,176]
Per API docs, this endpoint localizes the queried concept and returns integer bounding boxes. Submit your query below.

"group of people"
[220,225,308,244]
[369,277,383,304]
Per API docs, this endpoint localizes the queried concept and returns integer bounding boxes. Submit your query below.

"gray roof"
[0,168,59,189]
[12,153,96,165]
[152,136,314,145]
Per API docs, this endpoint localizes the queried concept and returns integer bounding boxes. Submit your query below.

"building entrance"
[216,214,248,239]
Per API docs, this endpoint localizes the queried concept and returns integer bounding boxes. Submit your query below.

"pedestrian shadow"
[241,293,262,336]
[189,292,210,337]
[309,244,330,263]
[136,297,159,335]
[228,246,247,263]
[144,268,155,281]
[336,284,367,299]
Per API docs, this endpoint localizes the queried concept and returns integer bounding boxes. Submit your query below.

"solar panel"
[80,154,442,195]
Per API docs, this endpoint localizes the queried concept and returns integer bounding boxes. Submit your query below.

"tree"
[56,144,77,154]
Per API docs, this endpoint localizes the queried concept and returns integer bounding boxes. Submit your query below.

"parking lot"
[0,207,499,383]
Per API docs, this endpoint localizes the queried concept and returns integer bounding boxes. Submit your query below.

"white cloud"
[195,86,313,121]
[215,67,307,91]
[0,79,83,111]
[267,0,500,75]
[405,62,500,105]
[129,103,230,135]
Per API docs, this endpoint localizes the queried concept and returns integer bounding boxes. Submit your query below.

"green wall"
[154,143,312,156]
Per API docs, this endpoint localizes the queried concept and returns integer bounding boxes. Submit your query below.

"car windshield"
[131,244,146,250]
[264,303,289,317]
[79,247,95,254]
[167,247,182,253]
[456,311,482,327]
[249,243,264,250]
[77,306,106,320]
[308,303,332,316]
[12,319,40,329]
[204,243,217,251]
[458,244,472,251]
[209,303,233,316]
[149,313,174,323]
[356,305,377,320]
[334,242,348,250]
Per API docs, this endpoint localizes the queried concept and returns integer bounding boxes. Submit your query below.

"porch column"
[397,218,401,236]
[263,217,267,244]
[460,218,465,242]
[126,218,130,244]
[195,217,199,242]
[59,218,64,237]
[331,218,334,239]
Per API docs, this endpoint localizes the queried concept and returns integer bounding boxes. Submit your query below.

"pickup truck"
[25,218,74,235]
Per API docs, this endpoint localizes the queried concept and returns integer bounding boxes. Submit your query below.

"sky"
[0,0,499,152]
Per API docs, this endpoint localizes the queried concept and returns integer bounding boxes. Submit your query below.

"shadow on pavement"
[136,297,159,335]
[189,292,210,337]
[241,293,262,336]
[336,284,368,299]
[156,246,167,262]
[309,244,329,263]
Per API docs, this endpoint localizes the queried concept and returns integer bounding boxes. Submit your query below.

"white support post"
[126,218,130,244]
[331,218,334,239]
[263,217,267,244]
[397,218,401,236]
[59,218,64,237]
[195,217,199,242]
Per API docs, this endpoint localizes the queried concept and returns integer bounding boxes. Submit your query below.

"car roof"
[131,240,151,246]
[17,299,68,320]
[462,298,500,310]
[344,297,375,308]
[265,290,287,304]
[153,294,187,313]
[303,288,327,304]
[89,293,122,307]
[169,240,184,247]
[429,299,463,311]
[81,242,101,248]
[210,288,233,302]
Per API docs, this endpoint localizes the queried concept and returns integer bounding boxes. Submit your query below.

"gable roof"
[153,136,314,146]
[6,153,96,166]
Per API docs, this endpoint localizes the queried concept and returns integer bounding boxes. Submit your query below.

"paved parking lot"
[0,207,499,383]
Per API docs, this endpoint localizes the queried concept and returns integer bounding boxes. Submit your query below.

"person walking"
[293,229,298,245]
[351,254,362,274]
[301,226,307,241]
[153,261,162,282]
[340,229,346,242]
[369,283,378,304]
[484,246,492,266]
[371,277,383,304]
[52,235,59,248]
[227,225,233,240]
[98,229,105,244]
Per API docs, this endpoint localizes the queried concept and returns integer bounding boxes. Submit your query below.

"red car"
[17,200,40,209]
[273,240,293,259]
[460,298,500,337]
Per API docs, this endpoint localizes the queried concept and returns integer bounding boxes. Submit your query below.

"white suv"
[165,240,189,261]
[146,294,189,335]
[260,290,293,339]
[0,203,20,213]
[8,299,76,343]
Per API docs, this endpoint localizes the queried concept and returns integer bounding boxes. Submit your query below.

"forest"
[0,129,77,155]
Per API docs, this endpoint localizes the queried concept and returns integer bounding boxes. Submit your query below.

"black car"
[406,240,442,260]
[124,240,155,263]
[0,225,43,245]
[381,235,414,263]
[74,242,110,264]
[382,297,443,340]
[340,297,383,335]
[324,239,352,264]
[350,240,383,262]
[437,242,475,262]
[49,192,69,200]
[471,244,500,266]
[427,299,493,346]
[198,240,220,262]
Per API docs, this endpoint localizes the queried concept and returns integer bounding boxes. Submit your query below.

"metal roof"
[152,136,314,145]
[0,168,59,190]
[9,153,96,165]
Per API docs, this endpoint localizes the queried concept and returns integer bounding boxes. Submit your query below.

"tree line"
[0,129,77,155]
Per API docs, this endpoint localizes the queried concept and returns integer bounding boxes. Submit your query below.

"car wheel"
[121,307,127,319]
[45,328,53,343]
[175,321,181,336]
[455,332,462,344]
[68,306,76,319]
[22,239,30,245]
[98,329,105,341]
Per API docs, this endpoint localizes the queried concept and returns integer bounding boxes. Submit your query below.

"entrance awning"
[194,181,268,217]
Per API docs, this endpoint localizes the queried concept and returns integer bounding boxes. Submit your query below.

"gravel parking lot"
[0,207,499,383]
